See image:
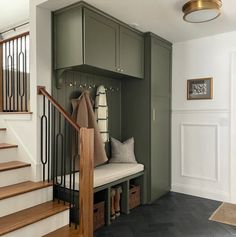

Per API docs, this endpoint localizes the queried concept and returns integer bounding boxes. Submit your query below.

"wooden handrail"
[0,31,30,44]
[37,86,81,132]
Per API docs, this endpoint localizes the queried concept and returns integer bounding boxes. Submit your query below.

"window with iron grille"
[0,32,30,112]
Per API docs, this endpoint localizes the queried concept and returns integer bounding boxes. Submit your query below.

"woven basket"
[94,201,105,230]
[129,185,141,209]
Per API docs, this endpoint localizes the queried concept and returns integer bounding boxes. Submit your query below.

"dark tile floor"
[94,192,236,237]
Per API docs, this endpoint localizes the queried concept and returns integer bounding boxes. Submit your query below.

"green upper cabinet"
[54,4,144,79]
[83,8,119,72]
[54,6,83,70]
[119,26,144,79]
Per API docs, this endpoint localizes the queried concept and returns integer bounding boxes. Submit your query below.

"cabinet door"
[83,8,119,72]
[151,96,170,200]
[54,6,83,70]
[151,39,171,97]
[119,26,144,79]
[150,38,171,201]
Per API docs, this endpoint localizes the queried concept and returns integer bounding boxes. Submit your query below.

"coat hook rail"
[65,82,120,92]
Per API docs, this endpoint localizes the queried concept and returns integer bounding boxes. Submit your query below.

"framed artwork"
[187,77,213,100]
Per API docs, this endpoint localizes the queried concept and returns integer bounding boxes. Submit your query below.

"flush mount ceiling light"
[182,0,222,23]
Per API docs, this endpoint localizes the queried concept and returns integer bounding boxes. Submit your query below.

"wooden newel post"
[79,128,94,237]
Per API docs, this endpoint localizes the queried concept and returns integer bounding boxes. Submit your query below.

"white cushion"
[60,163,144,191]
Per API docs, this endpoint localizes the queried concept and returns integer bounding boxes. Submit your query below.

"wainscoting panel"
[172,111,230,201]
[180,123,219,182]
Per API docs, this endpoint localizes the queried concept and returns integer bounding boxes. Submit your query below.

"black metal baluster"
[6,42,11,111]
[11,40,15,111]
[19,37,24,111]
[52,106,56,201]
[1,44,5,111]
[63,120,67,205]
[48,100,51,182]
[16,38,19,111]
[40,95,48,182]
[24,35,27,111]
[69,123,72,226]
[55,112,64,203]
[73,152,77,229]
[3,43,7,111]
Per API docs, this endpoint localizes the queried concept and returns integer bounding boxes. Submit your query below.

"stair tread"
[0,181,52,200]
[43,224,81,237]
[0,161,31,172]
[0,143,18,149]
[0,201,70,236]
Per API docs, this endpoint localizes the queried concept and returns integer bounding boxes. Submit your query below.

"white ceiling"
[2,0,236,43]
[0,0,29,33]
[82,0,236,43]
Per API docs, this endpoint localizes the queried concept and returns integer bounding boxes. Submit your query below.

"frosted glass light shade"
[182,0,222,23]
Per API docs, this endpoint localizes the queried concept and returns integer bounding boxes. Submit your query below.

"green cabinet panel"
[121,32,172,203]
[54,3,144,79]
[54,6,83,69]
[119,26,144,78]
[83,8,119,72]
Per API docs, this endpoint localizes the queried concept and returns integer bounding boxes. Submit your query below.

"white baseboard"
[171,183,230,202]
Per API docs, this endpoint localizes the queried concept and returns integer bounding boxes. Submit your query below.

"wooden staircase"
[0,127,70,236]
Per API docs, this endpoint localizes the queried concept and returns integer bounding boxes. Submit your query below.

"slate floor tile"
[94,192,235,237]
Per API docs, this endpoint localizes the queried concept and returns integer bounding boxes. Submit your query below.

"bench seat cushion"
[61,163,144,191]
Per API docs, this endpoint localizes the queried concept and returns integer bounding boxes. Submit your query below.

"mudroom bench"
[56,163,144,226]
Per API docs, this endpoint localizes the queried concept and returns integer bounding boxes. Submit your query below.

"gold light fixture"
[182,0,222,23]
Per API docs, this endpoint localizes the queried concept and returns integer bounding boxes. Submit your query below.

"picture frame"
[187,77,213,100]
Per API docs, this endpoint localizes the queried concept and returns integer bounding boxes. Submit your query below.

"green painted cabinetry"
[83,8,119,72]
[119,26,144,78]
[122,33,172,203]
[54,4,144,79]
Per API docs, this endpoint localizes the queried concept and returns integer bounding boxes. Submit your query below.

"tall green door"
[150,37,171,201]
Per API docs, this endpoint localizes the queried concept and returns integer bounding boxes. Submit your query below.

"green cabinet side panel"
[121,77,151,203]
[151,96,170,200]
[119,26,144,79]
[54,6,83,70]
[150,35,171,201]
[83,8,119,72]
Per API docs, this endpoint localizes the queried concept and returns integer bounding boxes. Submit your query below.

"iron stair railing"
[38,86,94,237]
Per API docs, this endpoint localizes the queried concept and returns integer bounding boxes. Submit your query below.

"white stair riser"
[0,132,6,142]
[2,210,69,237]
[0,186,53,217]
[0,148,18,162]
[0,167,30,187]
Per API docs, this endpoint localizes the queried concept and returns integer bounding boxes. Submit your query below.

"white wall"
[29,1,52,180]
[172,31,236,202]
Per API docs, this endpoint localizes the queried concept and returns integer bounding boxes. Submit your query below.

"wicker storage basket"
[129,185,141,209]
[94,201,105,231]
